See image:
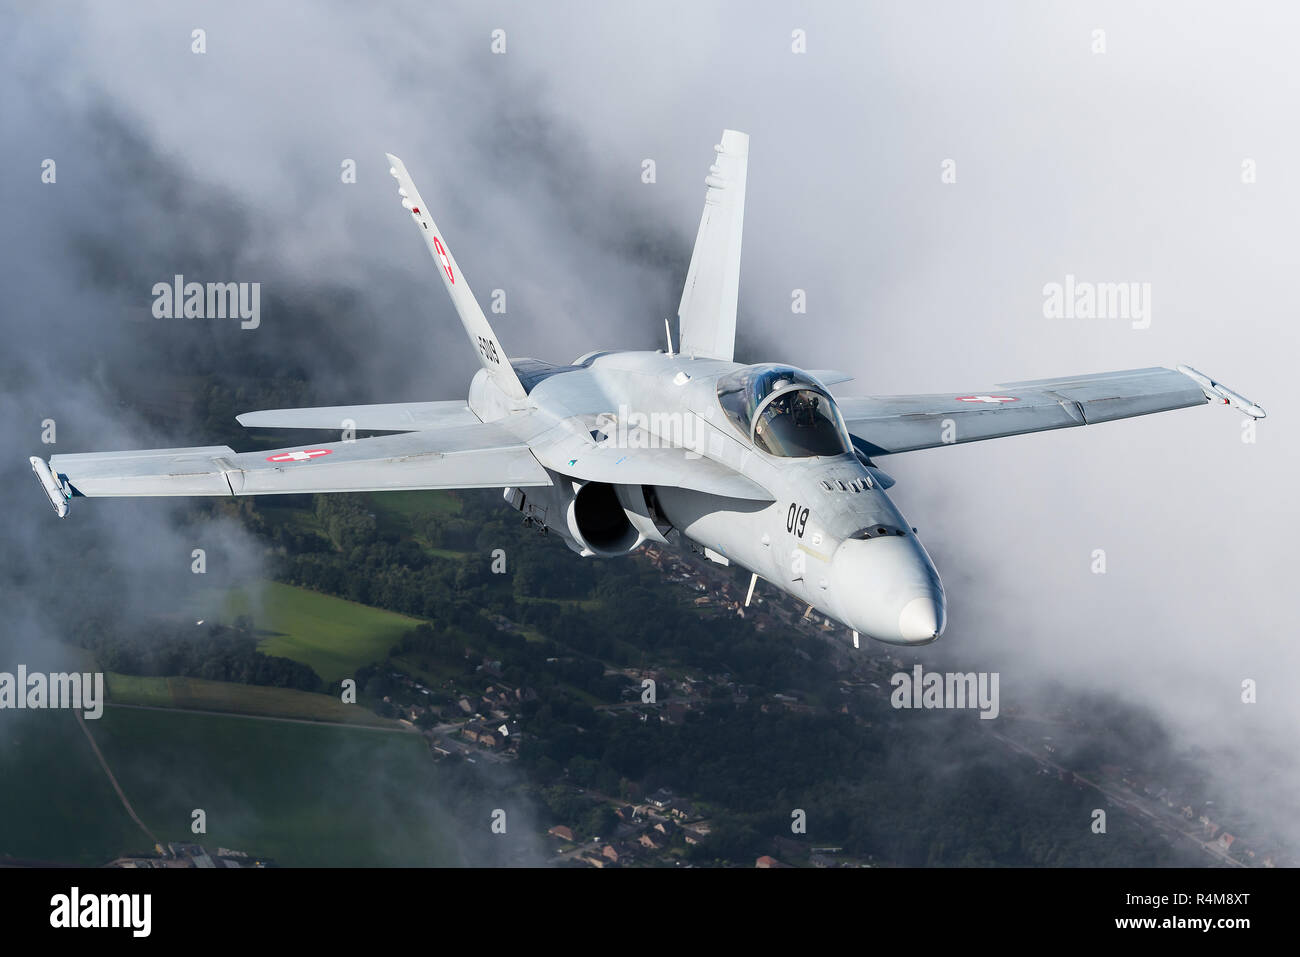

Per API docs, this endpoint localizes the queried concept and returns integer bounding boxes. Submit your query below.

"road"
[105,701,416,733]
[989,729,1245,867]
[76,711,159,845]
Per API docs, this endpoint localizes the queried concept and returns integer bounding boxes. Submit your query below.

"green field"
[369,489,462,522]
[227,581,422,683]
[0,489,538,867]
[370,490,470,559]
[94,706,466,865]
[0,706,480,866]
[0,711,142,865]
[105,673,174,708]
[427,546,472,561]
[106,673,399,727]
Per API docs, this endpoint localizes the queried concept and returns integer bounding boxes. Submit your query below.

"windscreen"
[717,364,852,457]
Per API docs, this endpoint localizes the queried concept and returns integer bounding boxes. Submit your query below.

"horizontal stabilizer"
[806,369,854,388]
[237,400,480,432]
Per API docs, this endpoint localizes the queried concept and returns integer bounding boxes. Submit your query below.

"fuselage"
[470,350,946,645]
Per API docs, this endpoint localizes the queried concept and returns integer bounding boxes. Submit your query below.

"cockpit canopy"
[716,364,853,457]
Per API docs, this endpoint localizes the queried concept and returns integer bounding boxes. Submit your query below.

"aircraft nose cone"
[898,595,945,643]
[830,535,946,645]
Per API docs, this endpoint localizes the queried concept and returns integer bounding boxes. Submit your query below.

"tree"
[584,804,618,839]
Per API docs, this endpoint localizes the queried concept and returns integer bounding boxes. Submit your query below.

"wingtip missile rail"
[1177,365,1267,419]
[29,456,70,518]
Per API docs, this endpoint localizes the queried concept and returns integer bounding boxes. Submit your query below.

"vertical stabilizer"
[385,153,527,402]
[677,129,749,361]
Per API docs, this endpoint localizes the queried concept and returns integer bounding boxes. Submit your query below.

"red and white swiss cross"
[266,448,333,463]
[433,237,455,284]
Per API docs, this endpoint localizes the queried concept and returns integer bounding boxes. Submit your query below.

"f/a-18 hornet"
[31,130,1266,645]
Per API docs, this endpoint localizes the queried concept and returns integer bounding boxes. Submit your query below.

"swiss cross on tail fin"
[432,237,455,284]
[384,153,526,403]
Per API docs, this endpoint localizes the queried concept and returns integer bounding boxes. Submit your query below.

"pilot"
[791,391,819,429]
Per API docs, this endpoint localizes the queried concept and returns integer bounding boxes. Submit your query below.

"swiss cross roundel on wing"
[955,395,1018,404]
[266,448,333,463]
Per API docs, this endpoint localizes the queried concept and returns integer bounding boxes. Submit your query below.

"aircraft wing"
[838,366,1264,456]
[33,422,550,514]
[236,400,479,432]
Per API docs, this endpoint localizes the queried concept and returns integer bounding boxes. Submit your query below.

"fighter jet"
[29,130,1266,645]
